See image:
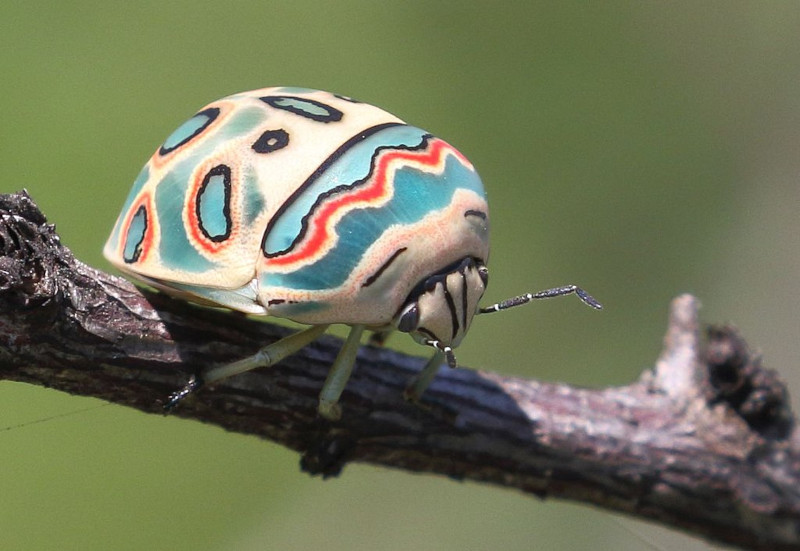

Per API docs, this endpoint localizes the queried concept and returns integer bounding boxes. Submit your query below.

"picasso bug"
[104,87,601,420]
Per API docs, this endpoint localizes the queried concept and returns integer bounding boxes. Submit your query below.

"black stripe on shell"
[363,247,408,287]
[260,122,407,258]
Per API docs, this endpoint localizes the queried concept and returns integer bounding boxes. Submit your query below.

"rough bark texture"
[1,191,798,550]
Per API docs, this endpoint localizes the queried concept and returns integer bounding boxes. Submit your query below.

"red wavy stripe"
[269,137,469,267]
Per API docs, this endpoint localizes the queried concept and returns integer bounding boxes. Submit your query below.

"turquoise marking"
[261,95,343,123]
[260,154,484,291]
[168,281,262,313]
[273,97,333,118]
[161,109,216,152]
[123,206,147,263]
[154,106,267,272]
[218,106,265,138]
[155,163,217,272]
[198,170,229,239]
[263,125,429,255]
[109,165,150,251]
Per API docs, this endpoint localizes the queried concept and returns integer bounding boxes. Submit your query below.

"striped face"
[104,87,490,347]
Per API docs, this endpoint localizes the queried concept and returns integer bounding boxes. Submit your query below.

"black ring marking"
[363,247,408,287]
[252,129,289,154]
[196,164,232,242]
[261,122,406,258]
[123,204,148,263]
[260,95,343,123]
[159,107,220,156]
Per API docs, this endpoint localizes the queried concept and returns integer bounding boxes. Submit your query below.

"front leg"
[164,324,330,410]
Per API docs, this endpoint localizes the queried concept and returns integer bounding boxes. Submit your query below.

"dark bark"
[1,190,798,550]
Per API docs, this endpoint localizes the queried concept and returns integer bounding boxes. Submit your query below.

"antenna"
[478,284,602,314]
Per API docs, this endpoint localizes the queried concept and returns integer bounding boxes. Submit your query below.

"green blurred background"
[2,2,798,550]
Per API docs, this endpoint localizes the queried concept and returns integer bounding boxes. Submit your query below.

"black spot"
[252,129,289,154]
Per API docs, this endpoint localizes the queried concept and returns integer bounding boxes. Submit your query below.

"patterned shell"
[104,87,490,329]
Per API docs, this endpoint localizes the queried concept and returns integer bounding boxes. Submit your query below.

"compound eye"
[396,303,420,333]
[478,265,489,286]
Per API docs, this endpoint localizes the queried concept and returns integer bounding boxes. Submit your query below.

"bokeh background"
[2,2,799,550]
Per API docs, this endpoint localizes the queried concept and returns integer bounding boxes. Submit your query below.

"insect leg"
[404,349,446,403]
[367,329,393,347]
[317,324,365,420]
[165,324,330,410]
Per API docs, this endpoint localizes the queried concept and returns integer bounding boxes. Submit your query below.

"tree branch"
[1,190,798,550]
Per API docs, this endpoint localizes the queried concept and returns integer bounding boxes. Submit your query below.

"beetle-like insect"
[104,87,601,419]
